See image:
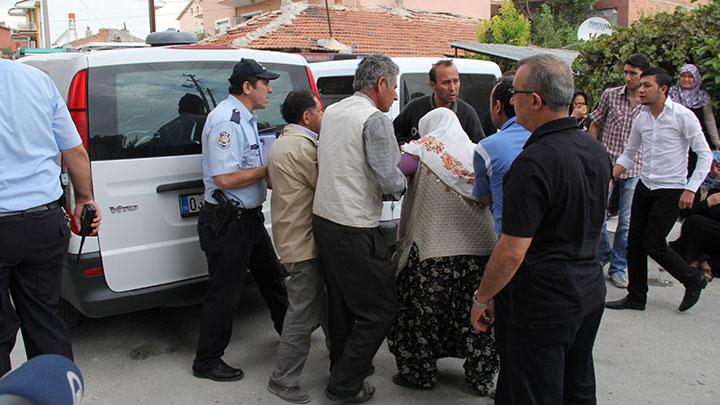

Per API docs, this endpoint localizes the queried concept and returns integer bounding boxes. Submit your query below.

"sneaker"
[610,272,628,288]
[267,380,310,404]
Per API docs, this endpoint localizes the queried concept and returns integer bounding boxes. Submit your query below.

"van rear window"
[87,61,309,161]
[316,76,354,108]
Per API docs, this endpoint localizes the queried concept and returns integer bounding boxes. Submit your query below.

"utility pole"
[41,0,51,47]
[148,0,157,33]
[324,0,333,38]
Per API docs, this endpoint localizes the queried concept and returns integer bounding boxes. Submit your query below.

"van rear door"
[87,60,309,292]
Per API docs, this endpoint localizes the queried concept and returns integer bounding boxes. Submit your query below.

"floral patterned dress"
[387,244,499,396]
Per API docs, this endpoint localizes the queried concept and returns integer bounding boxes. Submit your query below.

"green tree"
[478,0,532,46]
[531,3,578,48]
[514,0,597,26]
[574,0,720,109]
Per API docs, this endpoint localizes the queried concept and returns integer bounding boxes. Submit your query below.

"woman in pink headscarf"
[669,64,719,172]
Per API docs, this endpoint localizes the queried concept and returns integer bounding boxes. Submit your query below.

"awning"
[450,41,579,67]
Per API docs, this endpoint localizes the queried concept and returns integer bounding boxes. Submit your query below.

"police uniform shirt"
[201,95,266,208]
[0,60,82,212]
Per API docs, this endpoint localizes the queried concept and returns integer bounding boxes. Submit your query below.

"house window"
[214,18,230,33]
[240,11,261,22]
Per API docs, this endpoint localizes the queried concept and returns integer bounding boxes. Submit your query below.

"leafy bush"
[478,0,532,46]
[574,0,720,109]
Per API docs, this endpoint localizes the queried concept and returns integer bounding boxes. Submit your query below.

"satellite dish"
[577,17,613,41]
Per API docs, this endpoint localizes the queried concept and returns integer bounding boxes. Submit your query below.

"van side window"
[317,76,353,108]
[87,62,307,161]
[399,73,431,108]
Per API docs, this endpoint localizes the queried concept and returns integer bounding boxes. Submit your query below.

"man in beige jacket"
[266,90,325,404]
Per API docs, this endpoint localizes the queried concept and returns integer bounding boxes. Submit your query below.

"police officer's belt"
[0,201,62,218]
[206,202,262,219]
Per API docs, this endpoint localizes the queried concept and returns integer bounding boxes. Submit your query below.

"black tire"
[59,299,84,330]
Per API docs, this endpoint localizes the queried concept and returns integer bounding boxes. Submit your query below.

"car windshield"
[87,61,309,161]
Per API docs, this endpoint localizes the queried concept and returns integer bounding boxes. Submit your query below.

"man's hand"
[679,190,695,209]
[470,298,495,333]
[707,193,720,208]
[612,164,625,179]
[73,199,101,236]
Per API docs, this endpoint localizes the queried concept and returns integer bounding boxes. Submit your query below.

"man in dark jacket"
[394,59,485,144]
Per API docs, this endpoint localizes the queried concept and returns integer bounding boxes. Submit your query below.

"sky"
[0,0,185,45]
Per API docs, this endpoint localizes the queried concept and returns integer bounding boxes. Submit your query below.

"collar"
[430,93,458,112]
[287,123,319,140]
[639,96,675,116]
[354,91,378,109]
[228,95,255,123]
[524,117,581,149]
[499,116,517,131]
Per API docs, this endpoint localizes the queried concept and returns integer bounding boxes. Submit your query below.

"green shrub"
[574,0,720,109]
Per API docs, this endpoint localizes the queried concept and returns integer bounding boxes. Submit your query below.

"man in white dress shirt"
[605,67,712,312]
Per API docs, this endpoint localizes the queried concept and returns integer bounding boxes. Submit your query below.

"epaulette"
[230,109,241,124]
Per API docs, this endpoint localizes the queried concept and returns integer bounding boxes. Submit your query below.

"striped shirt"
[589,85,643,178]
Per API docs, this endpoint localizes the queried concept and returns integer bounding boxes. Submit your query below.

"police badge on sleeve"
[217,132,231,148]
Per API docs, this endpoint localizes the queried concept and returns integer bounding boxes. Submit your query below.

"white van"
[20,45,320,323]
[310,57,502,233]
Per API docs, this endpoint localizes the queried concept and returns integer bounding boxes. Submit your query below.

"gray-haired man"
[471,55,611,404]
[312,54,406,403]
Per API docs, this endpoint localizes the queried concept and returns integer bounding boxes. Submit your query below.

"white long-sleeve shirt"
[617,97,712,192]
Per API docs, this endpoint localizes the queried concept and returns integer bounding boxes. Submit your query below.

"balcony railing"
[16,22,38,31]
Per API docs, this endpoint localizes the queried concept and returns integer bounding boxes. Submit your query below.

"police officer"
[192,58,288,382]
[0,59,101,375]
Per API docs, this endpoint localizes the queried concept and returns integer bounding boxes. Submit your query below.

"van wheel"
[59,299,83,329]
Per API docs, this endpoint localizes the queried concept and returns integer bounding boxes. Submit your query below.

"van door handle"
[156,180,204,193]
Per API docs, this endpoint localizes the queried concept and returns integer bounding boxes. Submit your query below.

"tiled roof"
[203,4,482,57]
[66,28,144,48]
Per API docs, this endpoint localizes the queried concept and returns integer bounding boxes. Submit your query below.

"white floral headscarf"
[401,107,477,199]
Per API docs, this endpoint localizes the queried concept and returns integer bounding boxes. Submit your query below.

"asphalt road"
[9,222,720,404]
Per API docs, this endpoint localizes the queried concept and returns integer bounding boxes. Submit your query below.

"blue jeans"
[599,177,639,275]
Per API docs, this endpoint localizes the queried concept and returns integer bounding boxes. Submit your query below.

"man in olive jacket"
[266,90,325,404]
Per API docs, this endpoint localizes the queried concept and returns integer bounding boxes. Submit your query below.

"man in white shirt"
[605,67,712,312]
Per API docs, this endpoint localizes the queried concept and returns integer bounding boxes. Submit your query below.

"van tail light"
[306,66,323,109]
[64,69,89,235]
[80,266,104,277]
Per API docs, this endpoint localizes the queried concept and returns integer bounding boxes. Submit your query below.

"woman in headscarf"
[669,64,719,172]
[387,108,498,396]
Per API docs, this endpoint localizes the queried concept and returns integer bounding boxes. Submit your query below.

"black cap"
[229,58,280,84]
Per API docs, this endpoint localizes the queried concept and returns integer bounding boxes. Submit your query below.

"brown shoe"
[267,379,310,404]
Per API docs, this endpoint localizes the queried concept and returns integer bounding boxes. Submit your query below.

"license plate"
[179,193,204,217]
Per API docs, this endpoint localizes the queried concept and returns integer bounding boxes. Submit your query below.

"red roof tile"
[203,4,481,57]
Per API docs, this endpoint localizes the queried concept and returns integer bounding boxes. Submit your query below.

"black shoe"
[678,277,708,312]
[391,373,433,390]
[193,360,244,382]
[325,381,375,403]
[605,296,645,310]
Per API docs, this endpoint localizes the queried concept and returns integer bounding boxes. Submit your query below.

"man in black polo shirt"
[393,59,485,144]
[470,55,611,404]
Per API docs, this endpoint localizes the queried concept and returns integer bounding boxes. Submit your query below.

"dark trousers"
[0,208,73,375]
[493,287,511,405]
[626,181,703,303]
[671,214,720,276]
[506,305,604,405]
[312,215,398,398]
[193,205,288,372]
